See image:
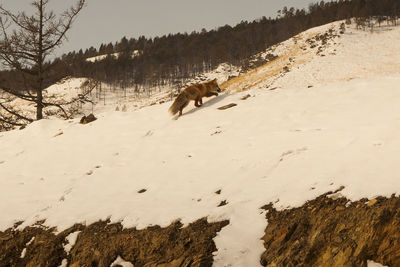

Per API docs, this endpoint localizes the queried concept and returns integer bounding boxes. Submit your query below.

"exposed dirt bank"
[261,190,400,267]
[0,218,228,267]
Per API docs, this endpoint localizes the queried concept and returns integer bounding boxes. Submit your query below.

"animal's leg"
[199,98,203,105]
[180,102,189,116]
[195,97,201,107]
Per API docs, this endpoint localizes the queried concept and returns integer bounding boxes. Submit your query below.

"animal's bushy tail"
[169,92,188,115]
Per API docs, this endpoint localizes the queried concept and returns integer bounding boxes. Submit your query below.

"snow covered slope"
[223,20,400,92]
[86,50,140,62]
[0,77,89,124]
[1,21,400,266]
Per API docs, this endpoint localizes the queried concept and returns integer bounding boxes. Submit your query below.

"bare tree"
[0,0,86,128]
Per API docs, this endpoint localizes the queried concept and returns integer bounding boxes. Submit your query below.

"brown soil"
[260,190,400,267]
[0,218,228,267]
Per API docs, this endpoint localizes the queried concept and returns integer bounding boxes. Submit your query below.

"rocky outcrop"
[261,191,400,267]
[80,113,97,124]
[0,218,228,267]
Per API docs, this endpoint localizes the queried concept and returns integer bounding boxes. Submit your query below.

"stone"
[217,103,237,110]
[80,113,97,124]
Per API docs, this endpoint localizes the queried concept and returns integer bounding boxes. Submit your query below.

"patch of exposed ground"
[221,25,341,93]
[260,191,400,267]
[0,218,228,267]
[221,46,301,93]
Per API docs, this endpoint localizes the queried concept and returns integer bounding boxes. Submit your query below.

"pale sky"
[0,0,320,56]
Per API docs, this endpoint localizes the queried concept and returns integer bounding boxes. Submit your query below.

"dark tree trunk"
[37,0,44,120]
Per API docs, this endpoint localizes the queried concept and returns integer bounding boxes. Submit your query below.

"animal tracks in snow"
[15,150,24,156]
[211,126,222,136]
[279,147,308,162]
[59,165,103,202]
[86,164,102,176]
[144,130,154,137]
[262,147,309,180]
[291,128,322,133]
[59,188,73,202]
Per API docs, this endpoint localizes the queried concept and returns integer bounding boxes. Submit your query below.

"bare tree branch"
[0,101,33,122]
[43,0,85,52]
[42,101,69,118]
[1,86,36,102]
[0,0,86,126]
[0,115,25,127]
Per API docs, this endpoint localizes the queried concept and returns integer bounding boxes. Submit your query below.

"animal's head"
[209,78,222,92]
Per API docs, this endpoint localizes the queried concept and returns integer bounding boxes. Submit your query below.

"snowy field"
[1,21,400,266]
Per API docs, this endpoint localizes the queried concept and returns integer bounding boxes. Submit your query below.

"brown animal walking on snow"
[169,79,222,116]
